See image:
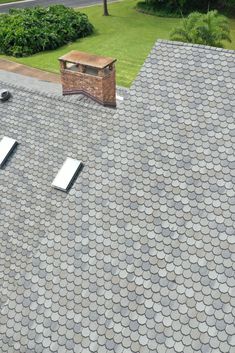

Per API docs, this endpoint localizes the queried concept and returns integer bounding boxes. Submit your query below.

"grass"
[1,0,235,86]
[1,0,180,87]
[0,0,23,4]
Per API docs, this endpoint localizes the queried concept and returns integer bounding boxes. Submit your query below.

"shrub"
[137,0,235,17]
[0,5,94,57]
[170,10,231,48]
[136,1,182,17]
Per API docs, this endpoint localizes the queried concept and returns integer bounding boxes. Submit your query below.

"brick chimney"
[59,51,117,107]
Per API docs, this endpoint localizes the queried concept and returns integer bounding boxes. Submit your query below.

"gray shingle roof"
[0,40,235,353]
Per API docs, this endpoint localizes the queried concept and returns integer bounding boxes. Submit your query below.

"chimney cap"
[59,50,116,69]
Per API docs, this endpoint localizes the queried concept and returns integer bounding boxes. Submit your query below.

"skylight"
[52,158,82,192]
[0,136,18,168]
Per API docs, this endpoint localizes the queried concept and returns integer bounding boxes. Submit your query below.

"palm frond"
[170,9,231,48]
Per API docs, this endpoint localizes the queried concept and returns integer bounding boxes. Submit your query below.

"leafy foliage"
[0,5,94,57]
[138,0,235,16]
[170,10,231,47]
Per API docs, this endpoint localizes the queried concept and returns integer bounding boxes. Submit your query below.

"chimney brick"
[59,51,117,107]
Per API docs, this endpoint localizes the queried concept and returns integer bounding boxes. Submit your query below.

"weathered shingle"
[0,40,235,353]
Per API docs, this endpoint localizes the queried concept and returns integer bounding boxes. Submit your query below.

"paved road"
[0,0,112,13]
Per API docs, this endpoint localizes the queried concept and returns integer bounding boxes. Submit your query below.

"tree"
[170,10,231,47]
[103,0,109,16]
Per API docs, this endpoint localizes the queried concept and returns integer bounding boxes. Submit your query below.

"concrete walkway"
[0,58,60,84]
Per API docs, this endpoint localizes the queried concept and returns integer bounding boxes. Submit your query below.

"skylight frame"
[52,157,82,192]
[0,136,18,168]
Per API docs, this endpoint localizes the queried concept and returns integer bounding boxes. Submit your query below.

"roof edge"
[156,39,235,55]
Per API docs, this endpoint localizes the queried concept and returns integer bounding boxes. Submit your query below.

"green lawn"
[1,0,235,86]
[1,0,181,87]
[0,0,23,4]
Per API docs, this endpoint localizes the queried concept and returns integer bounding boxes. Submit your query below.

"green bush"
[136,1,182,17]
[137,0,235,17]
[0,5,94,57]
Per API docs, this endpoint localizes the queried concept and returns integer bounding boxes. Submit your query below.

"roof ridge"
[157,39,235,54]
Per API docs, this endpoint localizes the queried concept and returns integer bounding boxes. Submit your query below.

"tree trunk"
[103,0,109,16]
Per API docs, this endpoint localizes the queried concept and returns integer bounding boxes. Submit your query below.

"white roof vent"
[0,136,18,168]
[52,157,82,192]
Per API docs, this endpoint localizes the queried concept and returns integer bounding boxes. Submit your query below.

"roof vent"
[52,157,82,192]
[0,136,18,167]
[0,89,11,102]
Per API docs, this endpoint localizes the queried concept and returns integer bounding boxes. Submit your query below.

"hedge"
[0,5,94,57]
[137,0,235,17]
